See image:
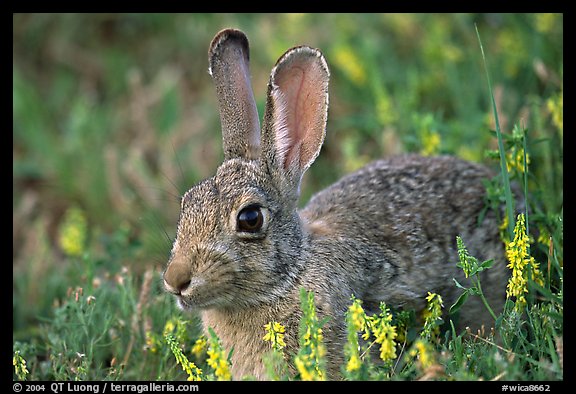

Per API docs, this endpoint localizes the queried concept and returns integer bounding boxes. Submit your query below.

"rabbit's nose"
[163,259,192,295]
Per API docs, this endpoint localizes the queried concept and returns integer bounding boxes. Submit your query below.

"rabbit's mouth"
[175,294,204,310]
[177,293,243,312]
[174,292,218,311]
[168,277,235,311]
[166,279,207,310]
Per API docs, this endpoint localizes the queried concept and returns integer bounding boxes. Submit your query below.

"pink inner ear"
[270,88,296,170]
[273,61,326,172]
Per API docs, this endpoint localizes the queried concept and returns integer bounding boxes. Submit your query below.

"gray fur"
[209,29,260,160]
[163,29,508,380]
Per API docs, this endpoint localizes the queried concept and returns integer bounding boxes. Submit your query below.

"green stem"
[474,275,497,321]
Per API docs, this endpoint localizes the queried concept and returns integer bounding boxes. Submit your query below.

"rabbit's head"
[163,29,329,311]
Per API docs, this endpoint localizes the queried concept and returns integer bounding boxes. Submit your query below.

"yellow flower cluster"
[145,331,160,353]
[369,308,398,362]
[294,325,326,381]
[147,318,188,355]
[506,214,544,311]
[163,320,176,335]
[348,298,366,332]
[206,331,232,381]
[506,148,530,174]
[425,292,443,313]
[421,292,443,340]
[164,333,203,381]
[153,318,207,381]
[13,350,29,381]
[191,336,207,359]
[421,130,441,157]
[294,290,326,381]
[346,353,362,373]
[58,206,88,257]
[332,45,367,86]
[344,298,399,374]
[162,318,189,343]
[263,321,287,352]
[499,215,510,243]
[344,297,365,374]
[408,339,436,370]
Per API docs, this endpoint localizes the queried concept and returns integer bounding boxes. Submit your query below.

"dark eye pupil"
[237,205,264,233]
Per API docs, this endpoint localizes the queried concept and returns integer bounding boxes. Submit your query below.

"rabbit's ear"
[261,46,329,195]
[209,29,261,161]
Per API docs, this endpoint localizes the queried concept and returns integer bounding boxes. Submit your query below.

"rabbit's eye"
[237,205,264,233]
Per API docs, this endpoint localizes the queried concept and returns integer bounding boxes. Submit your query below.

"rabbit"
[163,28,509,380]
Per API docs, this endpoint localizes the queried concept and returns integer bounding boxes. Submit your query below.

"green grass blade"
[475,24,515,238]
[522,124,530,234]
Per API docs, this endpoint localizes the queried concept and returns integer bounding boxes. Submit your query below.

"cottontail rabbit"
[163,28,508,379]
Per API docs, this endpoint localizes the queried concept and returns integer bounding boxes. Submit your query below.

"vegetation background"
[13,13,562,381]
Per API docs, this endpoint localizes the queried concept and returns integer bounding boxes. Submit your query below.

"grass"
[13,13,562,381]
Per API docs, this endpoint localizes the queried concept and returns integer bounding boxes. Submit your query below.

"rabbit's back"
[300,155,507,327]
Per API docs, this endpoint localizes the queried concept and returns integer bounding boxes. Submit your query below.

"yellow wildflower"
[408,339,436,371]
[58,206,88,257]
[421,130,441,157]
[368,304,398,362]
[376,326,398,362]
[163,320,176,336]
[295,289,326,380]
[537,228,551,247]
[425,292,443,312]
[506,214,544,311]
[165,333,203,381]
[162,317,189,344]
[332,45,367,86]
[500,215,510,243]
[301,326,326,358]
[349,299,365,331]
[191,336,207,359]
[263,321,287,352]
[415,340,434,369]
[344,296,366,377]
[13,350,29,381]
[346,353,361,373]
[422,292,443,340]
[506,148,530,174]
[206,347,231,381]
[295,350,324,381]
[295,356,314,381]
[206,330,232,381]
[145,331,160,353]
